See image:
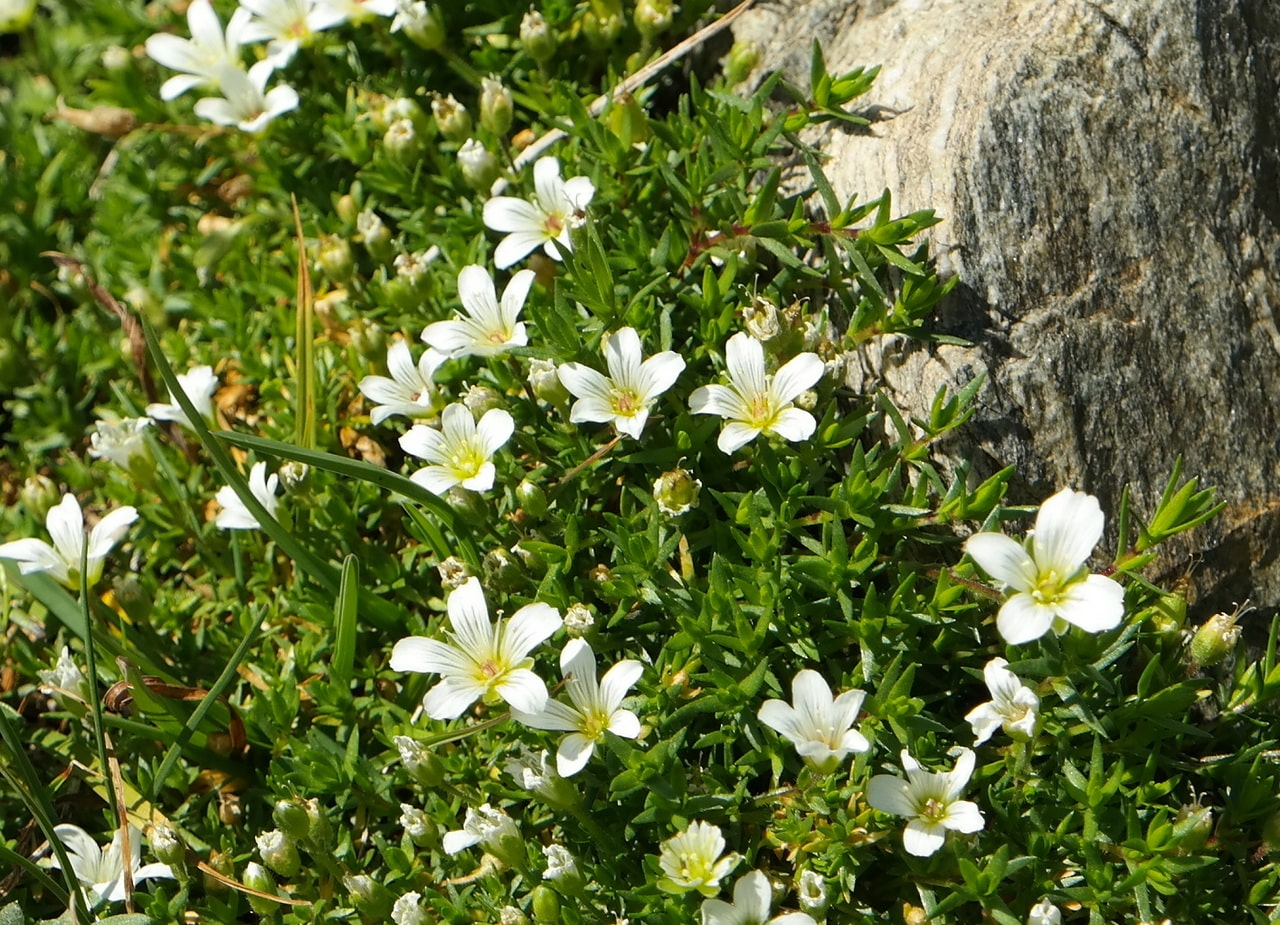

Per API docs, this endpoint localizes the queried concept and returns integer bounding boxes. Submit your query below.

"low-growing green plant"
[1,2,1278,924]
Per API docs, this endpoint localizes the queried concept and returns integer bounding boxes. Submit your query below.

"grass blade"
[333,555,359,687]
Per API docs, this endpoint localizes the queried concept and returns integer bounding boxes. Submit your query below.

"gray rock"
[734,0,1280,609]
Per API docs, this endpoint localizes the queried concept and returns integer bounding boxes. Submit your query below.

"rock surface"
[733,0,1280,609]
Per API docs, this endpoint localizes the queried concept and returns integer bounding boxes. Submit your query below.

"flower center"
[478,659,502,679]
[674,851,712,884]
[580,710,608,741]
[746,394,775,428]
[487,328,509,345]
[544,212,564,236]
[921,797,947,822]
[1030,570,1066,605]
[610,388,642,416]
[449,444,486,478]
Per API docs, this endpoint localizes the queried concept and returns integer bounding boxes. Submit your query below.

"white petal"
[360,375,414,409]
[159,73,208,101]
[996,593,1057,645]
[689,384,748,420]
[607,708,641,739]
[637,352,685,400]
[484,196,543,234]
[865,774,916,817]
[598,658,643,712]
[0,539,67,582]
[423,676,485,719]
[1056,574,1125,633]
[1032,488,1104,576]
[46,495,84,566]
[502,602,561,662]
[51,824,101,883]
[562,175,595,210]
[390,636,473,676]
[496,667,549,714]
[400,424,446,462]
[421,319,472,354]
[456,265,498,322]
[944,747,976,797]
[442,829,482,854]
[770,352,824,403]
[767,407,816,443]
[724,332,767,398]
[902,819,947,856]
[458,462,496,492]
[965,532,1038,591]
[410,466,461,495]
[512,699,582,732]
[86,506,137,560]
[942,799,985,834]
[717,422,761,454]
[556,732,595,777]
[532,156,564,210]
[500,270,536,329]
[559,363,612,405]
[494,231,547,270]
[475,409,515,456]
[965,702,1002,745]
[758,699,802,744]
[791,670,834,728]
[386,340,418,386]
[446,577,494,657]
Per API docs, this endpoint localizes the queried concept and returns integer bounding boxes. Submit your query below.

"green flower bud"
[303,798,332,848]
[633,0,675,40]
[357,210,395,264]
[605,92,650,147]
[500,907,530,925]
[1171,800,1214,854]
[256,829,300,878]
[20,475,60,521]
[391,1,445,50]
[395,735,447,786]
[653,467,701,516]
[516,480,549,519]
[381,96,428,133]
[101,45,131,73]
[580,8,623,48]
[273,799,312,842]
[344,873,393,919]
[520,10,556,64]
[243,861,279,916]
[336,193,360,226]
[383,118,423,166]
[563,602,594,637]
[458,138,500,191]
[432,93,472,143]
[399,802,434,847]
[278,460,310,493]
[483,546,524,592]
[1190,609,1244,667]
[347,318,386,363]
[531,885,560,923]
[462,384,503,416]
[527,358,569,406]
[479,75,514,137]
[724,40,760,85]
[202,850,234,894]
[542,844,586,896]
[149,824,186,872]
[318,234,355,283]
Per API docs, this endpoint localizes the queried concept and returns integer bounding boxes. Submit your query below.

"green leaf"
[333,554,359,686]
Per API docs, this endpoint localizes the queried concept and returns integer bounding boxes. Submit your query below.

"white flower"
[399,403,514,495]
[964,657,1039,745]
[144,0,251,101]
[757,669,870,774]
[442,803,520,855]
[0,0,36,34]
[658,821,739,897]
[543,844,582,884]
[512,639,642,777]
[421,265,535,359]
[313,0,397,24]
[865,747,985,857]
[38,646,89,702]
[48,824,175,904]
[0,493,137,589]
[689,332,824,454]
[194,62,299,133]
[238,0,345,67]
[795,870,826,914]
[359,340,445,424]
[482,156,595,269]
[87,416,152,470]
[557,328,685,439]
[214,461,280,530]
[504,748,576,807]
[964,488,1125,644]
[389,576,561,718]
[399,803,431,841]
[1028,898,1062,925]
[145,364,218,429]
[392,891,430,925]
[700,870,817,925]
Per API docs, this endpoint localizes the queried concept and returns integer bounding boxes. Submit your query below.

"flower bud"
[102,44,131,72]
[526,358,567,406]
[506,748,577,810]
[483,546,523,592]
[112,574,153,623]
[20,475,59,521]
[202,849,234,894]
[344,872,393,919]
[462,383,503,416]
[0,0,36,33]
[303,797,332,847]
[516,480,549,519]
[336,192,361,226]
[542,844,586,895]
[243,861,279,916]
[1189,609,1244,667]
[796,870,828,915]
[273,799,312,841]
[653,467,701,516]
[793,389,818,411]
[432,93,472,143]
[279,460,310,493]
[391,0,445,50]
[446,485,488,521]
[357,210,395,264]
[520,10,556,64]
[605,92,650,147]
[563,603,594,637]
[1171,800,1214,854]
[633,0,675,40]
[318,234,355,282]
[383,118,423,166]
[437,556,471,592]
[256,829,300,878]
[381,96,428,133]
[743,294,780,341]
[149,824,186,872]
[580,7,623,48]
[479,75,514,137]
[54,102,138,138]
[724,40,760,85]
[347,317,386,362]
[458,138,500,191]
[501,907,529,925]
[531,885,560,923]
[392,891,430,925]
[89,416,154,475]
[395,734,446,786]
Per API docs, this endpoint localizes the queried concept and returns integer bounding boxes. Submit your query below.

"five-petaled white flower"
[700,870,818,925]
[214,461,280,530]
[658,821,740,897]
[965,657,1039,745]
[441,803,520,855]
[865,747,985,857]
[422,265,535,359]
[0,493,137,589]
[194,62,299,133]
[483,156,595,269]
[144,0,252,101]
[964,488,1125,645]
[145,364,219,429]
[48,824,175,904]
[689,332,824,454]
[399,403,513,495]
[512,639,643,777]
[238,0,345,67]
[1027,898,1062,925]
[88,416,153,470]
[359,340,445,424]
[757,669,870,774]
[557,328,685,439]
[389,576,561,718]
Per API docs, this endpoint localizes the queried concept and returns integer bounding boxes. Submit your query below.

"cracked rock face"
[734,0,1280,610]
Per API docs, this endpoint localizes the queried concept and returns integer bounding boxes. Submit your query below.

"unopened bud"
[531,885,560,923]
[1190,608,1245,667]
[462,383,503,416]
[318,234,355,282]
[633,0,674,39]
[1171,800,1214,854]
[202,850,234,894]
[336,192,360,226]
[520,10,556,63]
[516,480,549,519]
[500,907,529,925]
[391,0,444,50]
[273,799,312,841]
[542,844,586,895]
[653,467,701,516]
[581,8,623,48]
[344,872,393,918]
[392,891,430,925]
[724,40,760,85]
[20,475,59,521]
[399,803,433,846]
[605,91,650,147]
[483,546,523,592]
[101,44,131,72]
[302,797,332,847]
[150,825,186,870]
[357,210,395,264]
[479,75,514,137]
[54,102,137,138]
[793,389,818,411]
[383,118,423,166]
[278,460,309,493]
[437,556,471,592]
[256,829,300,878]
[458,138,499,190]
[243,861,278,915]
[395,734,446,786]
[112,574,153,622]
[432,93,472,143]
[348,317,386,362]
[563,603,594,637]
[528,358,569,406]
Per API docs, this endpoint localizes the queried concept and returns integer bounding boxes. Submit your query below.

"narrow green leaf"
[333,555,359,686]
